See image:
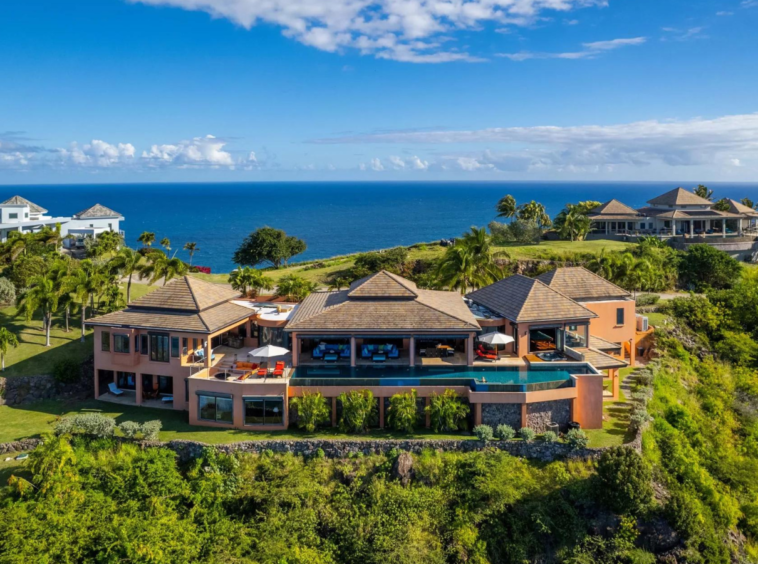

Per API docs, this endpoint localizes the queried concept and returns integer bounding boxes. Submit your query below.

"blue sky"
[1,0,757,183]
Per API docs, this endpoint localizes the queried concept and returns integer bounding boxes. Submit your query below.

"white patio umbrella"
[247,345,291,372]
[477,332,515,358]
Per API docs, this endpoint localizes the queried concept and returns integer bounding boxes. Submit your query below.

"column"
[474,403,482,426]
[291,333,299,367]
[723,220,726,238]
[520,404,528,429]
[689,221,693,237]
[425,397,431,429]
[350,336,356,367]
[629,338,636,367]
[409,336,415,367]
[204,339,212,369]
[331,397,337,427]
[467,335,475,366]
[379,397,385,429]
[136,373,143,406]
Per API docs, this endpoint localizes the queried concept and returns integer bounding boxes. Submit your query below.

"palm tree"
[230,267,275,297]
[495,195,517,220]
[558,208,592,241]
[140,251,187,286]
[65,260,101,342]
[160,237,171,252]
[17,274,60,347]
[694,185,713,201]
[713,198,731,212]
[741,198,756,210]
[0,327,19,371]
[587,249,616,280]
[517,201,552,230]
[108,247,141,303]
[183,242,199,266]
[137,231,155,249]
[275,275,318,302]
[328,276,351,291]
[49,257,76,332]
[4,232,31,261]
[435,227,506,294]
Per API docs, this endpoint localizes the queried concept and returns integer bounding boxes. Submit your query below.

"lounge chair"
[161,395,173,404]
[272,361,285,377]
[108,382,124,396]
[257,367,268,377]
[237,371,253,381]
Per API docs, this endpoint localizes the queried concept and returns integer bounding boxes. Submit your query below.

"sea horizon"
[4,181,758,273]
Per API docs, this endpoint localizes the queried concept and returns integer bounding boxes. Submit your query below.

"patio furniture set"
[361,343,400,363]
[419,344,456,358]
[312,343,351,362]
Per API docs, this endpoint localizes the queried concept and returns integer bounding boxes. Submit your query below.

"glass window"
[244,397,284,426]
[565,324,588,348]
[198,394,234,423]
[616,308,625,326]
[135,335,140,353]
[114,334,130,353]
[101,331,110,352]
[529,327,558,353]
[182,338,188,355]
[140,334,149,355]
[158,376,173,394]
[8,213,17,219]
[142,374,154,392]
[116,371,136,390]
[150,333,170,362]
[170,336,180,358]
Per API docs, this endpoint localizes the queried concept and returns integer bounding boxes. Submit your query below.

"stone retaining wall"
[526,400,571,432]
[0,356,94,406]
[0,439,43,455]
[481,403,521,429]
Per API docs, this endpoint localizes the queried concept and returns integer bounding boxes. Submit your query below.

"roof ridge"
[289,291,350,325]
[527,275,598,319]
[416,290,480,329]
[184,276,202,311]
[574,266,631,297]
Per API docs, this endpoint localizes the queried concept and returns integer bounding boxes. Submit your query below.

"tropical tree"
[741,198,756,210]
[49,258,76,332]
[495,194,517,220]
[233,227,307,268]
[435,227,506,294]
[517,201,552,230]
[557,208,593,241]
[229,267,274,298]
[0,327,19,371]
[108,247,141,303]
[694,184,713,201]
[65,260,101,342]
[328,276,351,292]
[160,237,171,252]
[137,231,155,249]
[17,274,59,347]
[338,390,377,433]
[425,389,470,432]
[275,274,318,302]
[290,391,330,433]
[140,251,188,286]
[183,242,198,266]
[713,198,731,212]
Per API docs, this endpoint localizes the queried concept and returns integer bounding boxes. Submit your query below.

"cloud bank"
[129,0,607,62]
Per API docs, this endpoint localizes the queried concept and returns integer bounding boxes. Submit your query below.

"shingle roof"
[536,267,631,301]
[579,347,629,370]
[286,273,480,332]
[466,274,597,323]
[589,335,622,351]
[647,187,712,206]
[86,276,250,333]
[588,199,642,220]
[73,203,122,219]
[720,199,758,218]
[0,195,47,214]
[129,276,240,312]
[348,270,419,298]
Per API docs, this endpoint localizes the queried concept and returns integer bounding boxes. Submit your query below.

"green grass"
[585,366,636,448]
[645,311,670,328]
[190,239,634,287]
[0,398,476,444]
[0,455,30,485]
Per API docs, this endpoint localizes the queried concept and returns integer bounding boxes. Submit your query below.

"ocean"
[3,181,758,273]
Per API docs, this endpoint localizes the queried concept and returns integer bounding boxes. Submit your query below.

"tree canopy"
[233,227,307,268]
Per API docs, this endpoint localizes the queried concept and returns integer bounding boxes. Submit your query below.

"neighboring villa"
[588,187,758,237]
[87,269,651,433]
[0,195,124,247]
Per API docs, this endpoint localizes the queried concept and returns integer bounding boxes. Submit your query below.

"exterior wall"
[581,298,636,355]
[0,204,29,224]
[572,374,604,429]
[526,400,571,432]
[65,217,121,235]
[481,403,521,429]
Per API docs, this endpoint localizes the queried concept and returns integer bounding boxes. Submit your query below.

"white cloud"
[369,157,384,171]
[660,26,706,42]
[58,140,136,167]
[499,36,645,61]
[716,10,734,16]
[142,135,235,168]
[316,113,758,172]
[129,0,608,62]
[361,155,429,171]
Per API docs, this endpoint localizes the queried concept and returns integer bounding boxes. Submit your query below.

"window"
[142,374,154,393]
[158,376,173,395]
[170,336,180,358]
[616,308,625,326]
[116,371,136,390]
[114,334,130,353]
[134,335,140,353]
[140,334,149,356]
[101,331,110,352]
[182,337,188,355]
[8,213,17,219]
[198,393,233,423]
[244,397,284,426]
[565,324,588,348]
[150,333,170,362]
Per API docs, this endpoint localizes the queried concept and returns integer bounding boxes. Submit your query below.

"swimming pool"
[289,364,597,392]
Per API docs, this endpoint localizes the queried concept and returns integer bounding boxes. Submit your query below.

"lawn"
[0,282,160,378]
[0,455,29,485]
[0,398,477,444]
[190,239,634,287]
[585,366,637,448]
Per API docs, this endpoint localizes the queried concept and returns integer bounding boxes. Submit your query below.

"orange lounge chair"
[257,367,268,377]
[476,346,497,361]
[236,371,253,382]
[272,361,286,377]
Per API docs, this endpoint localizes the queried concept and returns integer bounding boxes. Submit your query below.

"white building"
[0,195,124,247]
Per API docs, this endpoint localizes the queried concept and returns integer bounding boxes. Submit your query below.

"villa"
[0,195,124,247]
[588,187,758,237]
[88,268,649,433]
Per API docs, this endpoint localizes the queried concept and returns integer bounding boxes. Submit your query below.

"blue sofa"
[361,344,400,359]
[312,343,351,360]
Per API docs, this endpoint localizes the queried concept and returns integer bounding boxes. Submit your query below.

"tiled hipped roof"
[646,187,713,206]
[73,203,123,219]
[587,199,642,220]
[466,274,597,323]
[129,277,240,311]
[1,195,48,214]
[536,267,631,301]
[286,270,480,332]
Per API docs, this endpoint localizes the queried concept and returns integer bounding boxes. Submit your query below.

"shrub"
[495,424,516,441]
[679,244,742,291]
[387,390,419,433]
[54,413,116,438]
[566,428,589,449]
[315,448,325,459]
[542,431,559,443]
[290,391,331,433]
[0,277,16,305]
[52,358,81,384]
[426,389,470,432]
[338,390,376,434]
[474,424,493,441]
[519,427,535,442]
[596,447,653,515]
[635,293,660,307]
[118,421,142,439]
[715,330,758,367]
[141,420,162,441]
